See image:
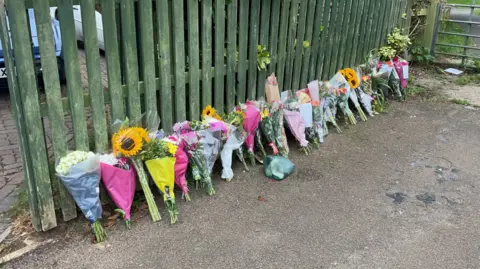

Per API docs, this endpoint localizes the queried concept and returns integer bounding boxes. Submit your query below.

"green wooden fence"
[0,0,410,231]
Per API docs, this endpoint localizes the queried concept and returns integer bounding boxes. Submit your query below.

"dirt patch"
[410,66,480,106]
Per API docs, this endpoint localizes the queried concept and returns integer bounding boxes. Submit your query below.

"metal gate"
[431,0,480,65]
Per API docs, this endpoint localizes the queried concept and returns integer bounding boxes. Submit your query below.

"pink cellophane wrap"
[283,109,309,147]
[174,141,189,195]
[242,105,261,153]
[100,159,136,220]
[393,57,409,89]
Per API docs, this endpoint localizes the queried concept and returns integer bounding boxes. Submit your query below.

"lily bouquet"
[56,151,106,242]
[142,138,179,224]
[99,154,136,229]
[111,118,161,222]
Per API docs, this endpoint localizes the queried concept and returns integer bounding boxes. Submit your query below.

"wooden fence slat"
[120,0,142,124]
[257,0,271,99]
[284,0,299,90]
[300,0,317,84]
[327,0,343,77]
[80,0,108,151]
[102,0,125,123]
[34,0,77,221]
[292,0,308,90]
[322,0,338,79]
[6,0,57,231]
[367,0,379,56]
[139,0,158,129]
[383,0,393,44]
[276,0,290,90]
[376,1,388,48]
[351,0,366,64]
[337,0,353,70]
[342,0,358,67]
[268,0,281,75]
[0,4,41,231]
[156,0,173,131]
[214,0,226,112]
[226,0,238,111]
[247,0,260,100]
[172,0,187,121]
[237,0,249,103]
[201,0,213,108]
[314,0,331,80]
[188,0,201,119]
[354,0,369,63]
[58,0,89,151]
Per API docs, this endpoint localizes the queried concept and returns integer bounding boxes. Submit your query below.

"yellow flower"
[166,143,178,156]
[261,109,269,119]
[202,105,217,118]
[235,110,245,119]
[129,127,151,143]
[112,128,144,157]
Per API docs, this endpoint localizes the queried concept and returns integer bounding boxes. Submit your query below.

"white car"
[50,6,104,50]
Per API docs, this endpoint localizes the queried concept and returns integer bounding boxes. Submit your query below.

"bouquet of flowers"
[307,80,326,144]
[319,82,342,133]
[283,106,310,154]
[111,118,161,222]
[142,138,179,224]
[99,154,136,229]
[341,68,368,122]
[330,72,356,125]
[172,122,193,201]
[239,102,262,165]
[187,139,216,195]
[259,101,288,156]
[56,151,106,242]
[356,75,374,117]
[220,110,248,180]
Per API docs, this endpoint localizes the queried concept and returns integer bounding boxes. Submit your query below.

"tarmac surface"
[4,100,480,269]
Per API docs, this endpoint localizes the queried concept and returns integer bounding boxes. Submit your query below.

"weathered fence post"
[424,0,441,52]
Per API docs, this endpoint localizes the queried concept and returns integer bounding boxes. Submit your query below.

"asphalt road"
[4,100,480,269]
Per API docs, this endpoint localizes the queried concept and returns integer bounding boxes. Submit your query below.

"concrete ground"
[4,100,480,269]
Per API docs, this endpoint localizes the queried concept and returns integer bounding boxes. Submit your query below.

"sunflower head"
[202,105,217,118]
[112,128,144,157]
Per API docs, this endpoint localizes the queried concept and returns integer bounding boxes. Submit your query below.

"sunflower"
[129,127,151,143]
[343,68,360,89]
[202,105,217,118]
[112,128,144,157]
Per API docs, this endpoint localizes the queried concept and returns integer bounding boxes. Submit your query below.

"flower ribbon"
[268,142,279,155]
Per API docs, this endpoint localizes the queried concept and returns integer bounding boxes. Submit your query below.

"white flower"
[56,151,92,176]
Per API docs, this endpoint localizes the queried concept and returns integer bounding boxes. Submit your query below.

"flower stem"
[92,220,107,243]
[131,157,161,222]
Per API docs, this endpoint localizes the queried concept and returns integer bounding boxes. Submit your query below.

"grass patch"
[454,74,480,85]
[7,187,29,218]
[406,86,427,96]
[448,0,478,5]
[451,98,471,105]
[437,21,474,55]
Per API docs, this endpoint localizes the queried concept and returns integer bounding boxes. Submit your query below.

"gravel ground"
[4,100,480,269]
